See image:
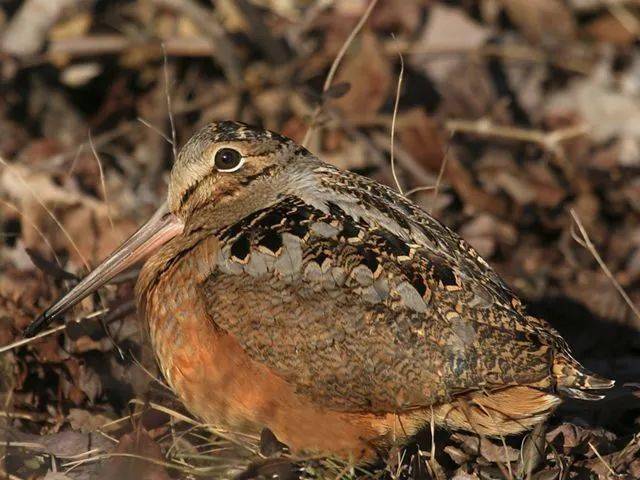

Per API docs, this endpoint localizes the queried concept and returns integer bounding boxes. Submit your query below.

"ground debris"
[1,1,638,478]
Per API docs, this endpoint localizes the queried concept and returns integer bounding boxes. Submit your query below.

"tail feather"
[557,387,605,401]
[553,355,614,400]
[433,386,561,436]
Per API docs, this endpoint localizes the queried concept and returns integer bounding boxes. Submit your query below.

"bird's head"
[168,121,309,228]
[24,121,314,336]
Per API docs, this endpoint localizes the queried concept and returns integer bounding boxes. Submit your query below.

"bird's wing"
[198,181,562,413]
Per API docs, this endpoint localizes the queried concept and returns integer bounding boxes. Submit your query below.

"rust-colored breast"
[137,236,403,460]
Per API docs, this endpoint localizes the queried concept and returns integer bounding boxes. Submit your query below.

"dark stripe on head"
[179,162,282,210]
[238,164,280,186]
[179,171,214,209]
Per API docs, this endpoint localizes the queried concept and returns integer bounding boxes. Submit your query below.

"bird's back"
[195,163,613,416]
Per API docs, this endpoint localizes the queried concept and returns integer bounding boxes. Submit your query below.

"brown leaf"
[76,363,102,403]
[331,31,392,119]
[444,445,470,465]
[398,108,445,172]
[546,69,640,163]
[453,433,520,462]
[493,170,537,205]
[1,0,83,56]
[0,275,39,332]
[323,81,351,100]
[100,429,170,480]
[447,150,508,216]
[370,0,423,35]
[68,408,114,433]
[517,423,547,477]
[502,0,576,46]
[565,271,634,325]
[525,162,567,208]
[410,4,489,84]
[0,162,137,266]
[547,423,616,453]
[260,427,290,457]
[460,214,518,259]
[585,13,637,47]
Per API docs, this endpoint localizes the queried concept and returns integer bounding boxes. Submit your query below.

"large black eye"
[214,148,244,172]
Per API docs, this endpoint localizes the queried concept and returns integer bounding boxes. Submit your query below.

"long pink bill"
[23,204,184,337]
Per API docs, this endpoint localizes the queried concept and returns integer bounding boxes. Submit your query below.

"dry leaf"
[100,429,171,480]
[460,214,517,258]
[1,0,83,56]
[410,4,490,83]
[453,432,520,462]
[585,13,637,47]
[502,0,576,46]
[398,108,445,172]
[331,30,392,118]
[547,76,640,151]
[68,408,114,433]
[370,0,423,35]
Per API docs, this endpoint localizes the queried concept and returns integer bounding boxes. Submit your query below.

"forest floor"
[1,0,639,478]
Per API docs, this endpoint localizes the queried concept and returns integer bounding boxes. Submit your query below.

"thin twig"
[127,399,261,452]
[605,0,640,37]
[0,324,66,354]
[430,405,436,464]
[588,441,618,478]
[44,35,215,59]
[0,410,50,422]
[137,118,174,146]
[472,399,515,478]
[162,43,178,162]
[324,1,378,94]
[570,209,640,324]
[430,131,453,214]
[130,351,172,391]
[499,434,514,480]
[65,144,84,181]
[61,452,202,475]
[0,305,118,354]
[48,121,137,167]
[88,131,114,230]
[390,39,404,194]
[446,118,589,153]
[404,185,436,197]
[302,0,379,146]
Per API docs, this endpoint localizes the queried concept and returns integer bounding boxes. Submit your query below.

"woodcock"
[26,121,614,461]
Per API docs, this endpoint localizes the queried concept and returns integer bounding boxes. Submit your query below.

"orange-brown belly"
[162,323,401,459]
[138,246,402,461]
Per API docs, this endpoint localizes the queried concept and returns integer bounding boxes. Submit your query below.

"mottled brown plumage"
[28,121,614,462]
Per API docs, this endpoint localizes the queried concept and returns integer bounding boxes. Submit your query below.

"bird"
[25,121,614,462]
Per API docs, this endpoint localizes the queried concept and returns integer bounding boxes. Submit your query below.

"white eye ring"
[214,148,245,172]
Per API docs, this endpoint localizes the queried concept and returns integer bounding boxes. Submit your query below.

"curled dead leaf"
[331,31,392,119]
